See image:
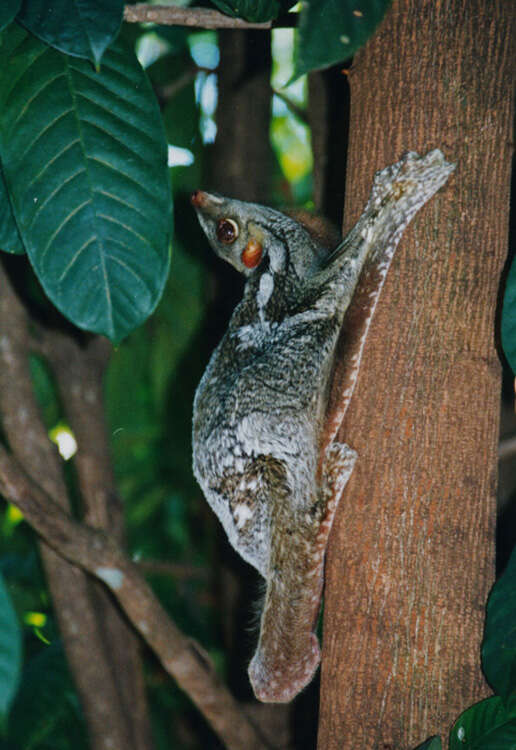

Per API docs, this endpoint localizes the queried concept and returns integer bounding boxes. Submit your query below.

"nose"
[191,190,207,207]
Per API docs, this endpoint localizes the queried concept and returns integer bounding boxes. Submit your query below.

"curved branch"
[34,327,153,748]
[123,4,297,29]
[0,262,135,750]
[0,446,273,750]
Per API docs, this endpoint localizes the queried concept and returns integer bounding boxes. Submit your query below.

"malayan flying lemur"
[191,150,455,703]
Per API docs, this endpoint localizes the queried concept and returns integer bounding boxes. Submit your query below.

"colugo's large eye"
[216,218,239,244]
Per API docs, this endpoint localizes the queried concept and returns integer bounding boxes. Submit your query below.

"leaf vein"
[105,252,153,297]
[40,199,92,265]
[58,235,98,283]
[88,156,157,203]
[4,46,50,109]
[17,107,75,164]
[28,167,87,229]
[97,213,154,252]
[27,139,82,191]
[96,189,148,220]
[79,109,157,157]
[11,71,68,130]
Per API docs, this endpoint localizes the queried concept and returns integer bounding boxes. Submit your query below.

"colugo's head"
[191,190,323,279]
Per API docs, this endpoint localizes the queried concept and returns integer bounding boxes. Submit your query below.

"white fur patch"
[257,272,274,310]
[234,503,254,529]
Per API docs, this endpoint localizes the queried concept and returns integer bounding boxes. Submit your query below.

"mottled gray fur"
[192,150,455,702]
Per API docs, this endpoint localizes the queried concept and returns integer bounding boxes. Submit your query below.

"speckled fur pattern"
[191,150,455,702]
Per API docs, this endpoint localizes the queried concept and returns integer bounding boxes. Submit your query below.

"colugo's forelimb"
[191,149,455,702]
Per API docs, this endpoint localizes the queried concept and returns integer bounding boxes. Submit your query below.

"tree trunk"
[318,1,515,748]
[209,29,272,203]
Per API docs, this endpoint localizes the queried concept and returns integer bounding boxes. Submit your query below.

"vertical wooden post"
[318,1,515,747]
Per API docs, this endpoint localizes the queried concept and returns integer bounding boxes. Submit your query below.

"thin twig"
[123,4,297,29]
[272,88,309,124]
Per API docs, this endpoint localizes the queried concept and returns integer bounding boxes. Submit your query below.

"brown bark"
[209,30,272,203]
[123,4,297,29]
[36,330,153,750]
[0,444,274,750]
[318,1,515,749]
[0,263,272,749]
[0,264,135,750]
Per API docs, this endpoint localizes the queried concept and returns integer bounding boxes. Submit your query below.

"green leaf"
[450,696,516,749]
[502,256,516,374]
[293,0,391,78]
[482,545,516,700]
[0,0,21,31]
[16,0,124,67]
[8,640,87,748]
[0,24,172,343]
[210,0,281,22]
[0,571,22,718]
[0,163,24,253]
[413,738,442,750]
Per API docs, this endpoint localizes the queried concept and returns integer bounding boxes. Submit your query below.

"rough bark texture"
[0,263,270,750]
[124,4,296,29]
[0,264,138,750]
[318,1,515,749]
[0,444,274,750]
[39,332,154,750]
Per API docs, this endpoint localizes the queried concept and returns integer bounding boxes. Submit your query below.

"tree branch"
[0,262,135,750]
[0,445,272,750]
[123,4,297,29]
[35,328,153,749]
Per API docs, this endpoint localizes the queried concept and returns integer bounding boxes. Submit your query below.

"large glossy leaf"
[502,256,516,374]
[294,0,391,78]
[0,164,24,253]
[0,24,172,343]
[0,0,20,31]
[450,696,516,749]
[210,0,281,21]
[413,738,442,750]
[482,545,516,700]
[0,571,22,718]
[16,0,124,67]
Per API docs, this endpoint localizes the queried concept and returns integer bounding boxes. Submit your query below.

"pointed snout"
[190,189,207,208]
[190,190,224,212]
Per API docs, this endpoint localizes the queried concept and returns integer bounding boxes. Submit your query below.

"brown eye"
[241,238,263,269]
[216,218,239,244]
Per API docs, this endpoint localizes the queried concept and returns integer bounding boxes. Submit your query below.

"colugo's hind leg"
[248,442,356,702]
